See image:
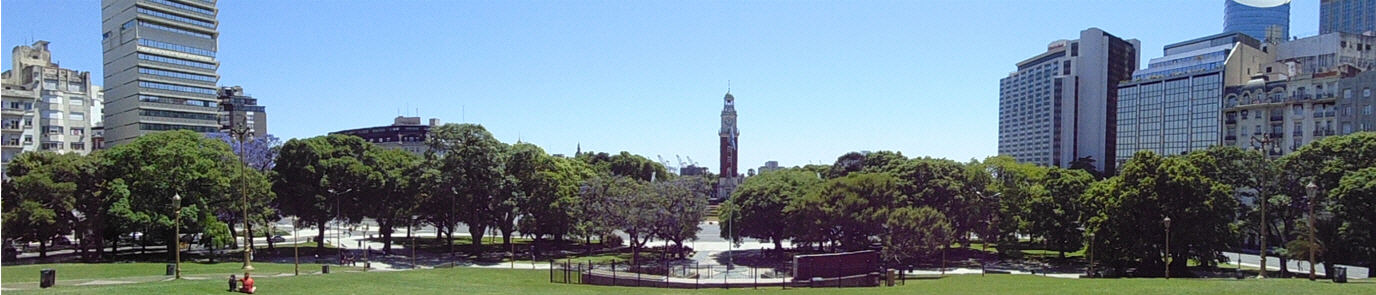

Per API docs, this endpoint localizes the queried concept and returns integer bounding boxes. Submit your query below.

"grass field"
[3,263,1371,294]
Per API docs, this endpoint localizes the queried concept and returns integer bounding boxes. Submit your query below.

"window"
[139,123,219,133]
[67,82,84,92]
[69,97,84,105]
[138,53,216,69]
[70,142,85,150]
[137,8,215,29]
[138,39,215,57]
[43,79,58,89]
[140,21,213,39]
[140,109,219,121]
[139,67,216,82]
[122,20,135,30]
[1366,88,1372,98]
[44,95,61,104]
[139,81,216,95]
[140,95,217,107]
[70,128,85,136]
[145,0,215,16]
[70,112,85,121]
[45,126,63,135]
[1366,105,1373,115]
[43,110,63,119]
[1346,89,1354,98]
[42,142,62,150]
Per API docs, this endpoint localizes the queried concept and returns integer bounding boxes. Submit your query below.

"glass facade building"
[1115,32,1264,170]
[1321,0,1375,35]
[1224,0,1291,42]
[101,0,220,146]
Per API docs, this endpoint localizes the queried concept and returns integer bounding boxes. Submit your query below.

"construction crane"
[657,155,676,173]
[686,156,698,167]
[676,155,687,168]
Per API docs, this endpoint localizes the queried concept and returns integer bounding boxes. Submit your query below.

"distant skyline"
[1,0,1321,173]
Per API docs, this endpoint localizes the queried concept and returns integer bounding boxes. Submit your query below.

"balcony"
[1268,133,1282,139]
[1226,118,1237,124]
[1225,135,1237,141]
[1270,116,1284,122]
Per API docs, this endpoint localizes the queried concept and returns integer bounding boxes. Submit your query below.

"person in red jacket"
[240,272,255,294]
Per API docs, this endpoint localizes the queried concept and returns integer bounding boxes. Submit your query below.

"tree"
[361,147,424,254]
[1068,156,1102,179]
[1026,167,1091,257]
[971,155,1046,255]
[1277,132,1376,275]
[720,169,822,251]
[1082,151,1238,276]
[2,152,76,258]
[272,134,373,254]
[789,173,903,251]
[654,176,710,258]
[101,130,238,261]
[519,156,592,256]
[1330,167,1376,272]
[578,175,654,263]
[826,152,867,178]
[208,133,283,250]
[882,206,952,265]
[427,123,506,255]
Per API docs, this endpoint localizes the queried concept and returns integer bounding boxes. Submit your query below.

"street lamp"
[1305,181,1318,281]
[1163,217,1171,280]
[173,193,182,279]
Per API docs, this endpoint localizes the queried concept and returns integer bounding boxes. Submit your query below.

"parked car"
[270,236,286,243]
[52,236,73,247]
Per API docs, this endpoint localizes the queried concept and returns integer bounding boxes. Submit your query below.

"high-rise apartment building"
[999,28,1139,172]
[218,86,267,137]
[2,41,101,175]
[1321,0,1375,35]
[101,0,220,146]
[1224,0,1292,42]
[1115,33,1270,168]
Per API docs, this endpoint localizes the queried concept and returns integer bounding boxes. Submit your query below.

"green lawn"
[4,264,1371,294]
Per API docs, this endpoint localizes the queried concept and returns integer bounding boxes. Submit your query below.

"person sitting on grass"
[228,274,238,292]
[239,272,256,294]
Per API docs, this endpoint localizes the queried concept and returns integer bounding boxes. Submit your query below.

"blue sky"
[2,0,1320,173]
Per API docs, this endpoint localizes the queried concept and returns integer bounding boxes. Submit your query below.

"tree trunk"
[469,225,485,256]
[39,240,48,259]
[263,215,276,250]
[228,223,240,249]
[773,237,783,253]
[501,228,513,252]
[379,219,394,255]
[317,219,328,254]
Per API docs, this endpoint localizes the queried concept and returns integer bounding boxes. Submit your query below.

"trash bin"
[40,269,56,288]
[322,264,331,274]
[1333,267,1347,283]
[166,264,176,276]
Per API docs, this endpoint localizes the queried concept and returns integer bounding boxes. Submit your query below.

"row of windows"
[140,95,218,107]
[139,81,216,95]
[141,109,218,121]
[140,123,218,133]
[139,38,215,57]
[146,0,214,17]
[140,67,216,82]
[141,21,213,39]
[138,8,214,29]
[138,53,216,69]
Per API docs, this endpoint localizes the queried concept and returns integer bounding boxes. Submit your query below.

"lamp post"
[173,193,182,279]
[293,215,299,276]
[1305,181,1318,281]
[1163,217,1171,280]
[224,93,255,274]
[1250,135,1277,279]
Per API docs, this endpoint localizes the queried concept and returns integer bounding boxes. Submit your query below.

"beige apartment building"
[2,41,102,176]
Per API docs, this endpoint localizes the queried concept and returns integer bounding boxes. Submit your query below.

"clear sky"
[2,0,1320,174]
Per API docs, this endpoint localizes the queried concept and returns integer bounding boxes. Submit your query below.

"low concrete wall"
[793,250,880,279]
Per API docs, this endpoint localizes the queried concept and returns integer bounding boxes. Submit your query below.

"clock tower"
[719,91,739,178]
